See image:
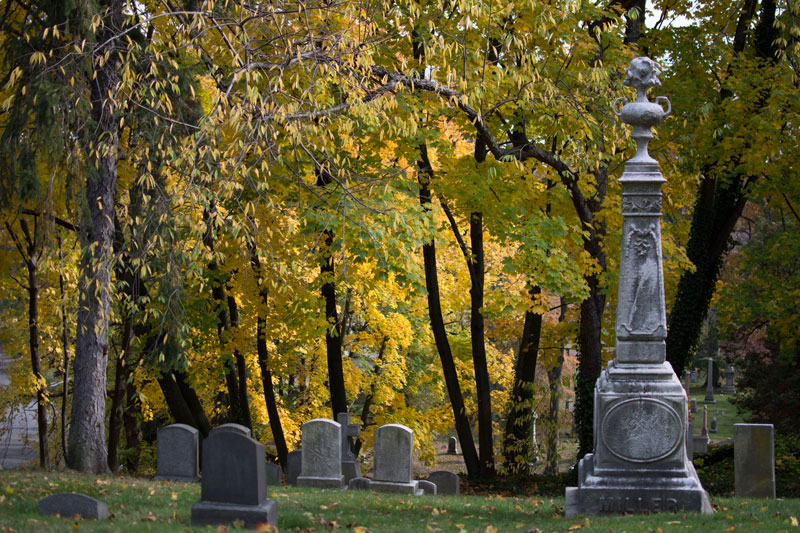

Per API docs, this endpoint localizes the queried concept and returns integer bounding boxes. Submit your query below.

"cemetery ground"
[2,469,800,532]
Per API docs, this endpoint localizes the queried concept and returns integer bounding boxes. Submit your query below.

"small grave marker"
[38,493,109,520]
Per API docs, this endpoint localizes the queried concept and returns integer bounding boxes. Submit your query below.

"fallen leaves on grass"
[141,511,156,521]
[791,516,799,527]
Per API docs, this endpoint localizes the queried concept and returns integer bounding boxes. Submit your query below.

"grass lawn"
[2,469,800,532]
[688,387,743,444]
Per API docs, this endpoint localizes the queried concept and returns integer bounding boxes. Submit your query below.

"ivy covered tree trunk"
[67,0,123,473]
[502,286,542,474]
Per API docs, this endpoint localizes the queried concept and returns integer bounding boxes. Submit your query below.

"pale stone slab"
[373,424,413,483]
[429,471,460,495]
[418,480,437,495]
[297,419,344,488]
[38,493,109,520]
[693,435,709,455]
[154,423,200,482]
[370,480,422,495]
[734,424,775,498]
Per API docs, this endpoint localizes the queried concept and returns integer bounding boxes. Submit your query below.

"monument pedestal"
[566,361,711,516]
[191,500,277,529]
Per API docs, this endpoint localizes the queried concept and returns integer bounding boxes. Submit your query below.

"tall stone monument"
[704,358,716,404]
[565,57,712,516]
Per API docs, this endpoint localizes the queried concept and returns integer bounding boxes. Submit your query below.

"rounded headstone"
[38,493,109,520]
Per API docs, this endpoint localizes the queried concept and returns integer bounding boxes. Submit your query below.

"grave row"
[37,419,774,529]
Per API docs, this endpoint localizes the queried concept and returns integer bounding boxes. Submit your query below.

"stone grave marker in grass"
[191,430,277,529]
[297,419,345,489]
[38,493,109,520]
[429,471,460,495]
[265,462,282,487]
[447,436,458,455]
[704,358,716,404]
[337,412,363,484]
[287,449,302,486]
[154,423,200,482]
[210,423,252,438]
[735,423,775,498]
[370,423,421,495]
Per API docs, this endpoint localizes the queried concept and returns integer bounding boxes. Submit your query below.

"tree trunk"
[544,299,567,475]
[106,320,131,472]
[250,249,288,468]
[257,314,288,469]
[502,286,543,474]
[417,144,481,479]
[576,272,605,459]
[58,234,70,462]
[227,296,253,429]
[316,163,348,419]
[67,0,123,474]
[468,212,495,476]
[122,375,142,472]
[28,251,49,469]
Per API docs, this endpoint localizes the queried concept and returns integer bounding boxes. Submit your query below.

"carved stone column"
[565,57,712,516]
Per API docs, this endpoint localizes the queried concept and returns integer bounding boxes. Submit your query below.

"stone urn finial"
[614,57,671,163]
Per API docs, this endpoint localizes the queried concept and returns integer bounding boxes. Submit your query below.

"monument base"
[297,475,345,489]
[566,454,712,517]
[342,461,362,485]
[566,360,713,517]
[153,474,200,483]
[370,480,422,495]
[191,499,277,529]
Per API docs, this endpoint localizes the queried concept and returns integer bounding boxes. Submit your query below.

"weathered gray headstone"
[734,423,775,498]
[429,471,460,495]
[704,358,716,404]
[446,436,458,455]
[418,480,437,495]
[297,419,345,488]
[287,450,302,486]
[337,412,363,484]
[710,417,718,434]
[191,430,277,529]
[370,424,421,495]
[693,435,709,455]
[211,423,252,438]
[691,370,697,383]
[722,365,736,394]
[265,462,282,487]
[38,493,109,520]
[348,477,371,491]
[154,423,200,482]
[690,398,697,413]
[565,57,711,517]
